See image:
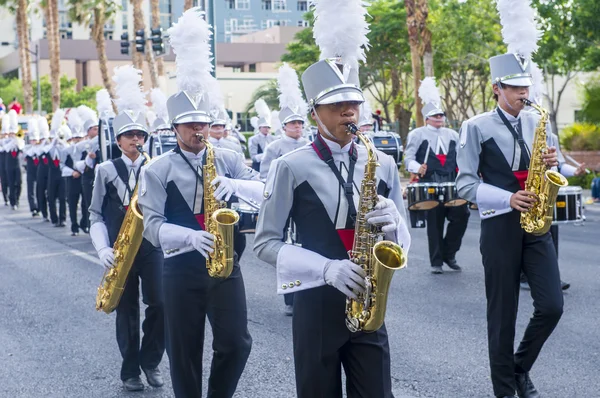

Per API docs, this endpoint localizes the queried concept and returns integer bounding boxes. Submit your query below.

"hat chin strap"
[497,82,516,112]
[172,124,198,153]
[312,107,338,141]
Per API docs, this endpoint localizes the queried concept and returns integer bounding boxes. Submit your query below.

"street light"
[1,41,41,114]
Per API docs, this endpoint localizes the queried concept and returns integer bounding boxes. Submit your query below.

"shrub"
[560,123,600,151]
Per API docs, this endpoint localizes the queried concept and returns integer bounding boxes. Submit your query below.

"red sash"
[195,214,206,230]
[11,151,17,158]
[337,229,354,252]
[53,158,60,168]
[43,156,48,165]
[33,158,39,166]
[435,154,447,167]
[513,171,529,190]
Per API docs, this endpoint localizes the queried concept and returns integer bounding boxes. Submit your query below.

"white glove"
[323,259,366,299]
[212,176,238,202]
[256,153,264,162]
[366,195,401,233]
[189,230,215,259]
[98,247,115,270]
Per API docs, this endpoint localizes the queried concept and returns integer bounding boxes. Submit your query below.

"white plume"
[27,117,39,135]
[1,114,8,134]
[529,62,546,105]
[206,76,225,115]
[51,109,65,132]
[77,105,97,123]
[38,116,49,138]
[96,89,114,117]
[150,88,169,121]
[67,108,83,132]
[271,110,282,132]
[277,63,308,117]
[8,109,18,132]
[496,0,541,59]
[313,0,370,71]
[168,7,214,97]
[146,110,157,126]
[254,98,271,120]
[418,77,441,106]
[361,100,373,122]
[250,116,258,130]
[112,65,147,114]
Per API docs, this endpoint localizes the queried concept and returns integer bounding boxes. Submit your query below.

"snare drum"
[234,202,259,233]
[438,182,467,207]
[553,186,584,225]
[406,183,440,211]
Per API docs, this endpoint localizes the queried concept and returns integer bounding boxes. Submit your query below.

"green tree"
[244,80,279,115]
[578,77,600,125]
[281,10,318,75]
[31,75,100,113]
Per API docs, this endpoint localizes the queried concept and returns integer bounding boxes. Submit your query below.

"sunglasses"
[121,131,146,139]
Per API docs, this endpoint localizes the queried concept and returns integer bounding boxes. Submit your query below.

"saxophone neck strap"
[312,133,358,227]
[496,107,530,168]
[175,144,206,185]
[112,157,144,201]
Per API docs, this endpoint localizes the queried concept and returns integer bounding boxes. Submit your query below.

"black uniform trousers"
[47,168,66,224]
[481,211,563,397]
[116,245,165,381]
[26,163,38,213]
[292,285,393,398]
[426,203,470,267]
[36,162,49,219]
[82,172,94,227]
[66,176,88,234]
[163,250,252,398]
[5,154,22,207]
[0,152,8,204]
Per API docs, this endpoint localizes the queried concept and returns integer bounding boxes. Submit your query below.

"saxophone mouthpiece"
[520,98,532,106]
[135,144,144,153]
[346,123,359,135]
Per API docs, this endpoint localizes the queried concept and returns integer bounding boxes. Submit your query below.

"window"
[261,0,272,10]
[225,0,235,8]
[273,0,286,11]
[105,32,113,40]
[159,0,172,30]
[59,30,73,39]
[297,20,309,27]
[232,66,242,73]
[249,63,256,72]
[297,0,307,11]
[121,0,128,30]
[236,0,250,10]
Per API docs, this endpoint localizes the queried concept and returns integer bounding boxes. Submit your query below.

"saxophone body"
[520,99,568,236]
[345,123,407,333]
[198,134,240,278]
[96,144,151,313]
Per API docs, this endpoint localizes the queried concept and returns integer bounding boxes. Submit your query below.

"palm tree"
[405,0,423,127]
[183,0,193,11]
[150,0,164,77]
[418,0,433,77]
[42,0,60,111]
[67,0,118,98]
[16,0,33,113]
[244,80,279,115]
[131,0,145,71]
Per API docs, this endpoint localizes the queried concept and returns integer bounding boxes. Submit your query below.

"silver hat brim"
[117,123,149,136]
[282,115,305,125]
[498,76,533,87]
[211,119,228,126]
[315,90,365,106]
[173,112,213,125]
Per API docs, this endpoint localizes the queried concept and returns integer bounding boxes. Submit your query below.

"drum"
[406,183,440,211]
[234,202,259,233]
[553,186,584,225]
[370,132,403,165]
[438,182,467,207]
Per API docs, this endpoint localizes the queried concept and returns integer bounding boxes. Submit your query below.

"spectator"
[592,176,600,203]
[0,98,5,114]
[8,97,22,114]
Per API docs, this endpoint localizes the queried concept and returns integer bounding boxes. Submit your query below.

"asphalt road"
[1,194,599,398]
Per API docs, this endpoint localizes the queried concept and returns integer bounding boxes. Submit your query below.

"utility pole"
[204,0,216,77]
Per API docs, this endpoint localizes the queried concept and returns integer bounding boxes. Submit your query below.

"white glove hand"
[98,247,115,270]
[189,230,215,259]
[366,195,401,233]
[256,153,264,162]
[212,176,238,202]
[323,259,366,299]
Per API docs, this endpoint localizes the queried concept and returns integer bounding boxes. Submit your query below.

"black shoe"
[142,368,164,388]
[12,205,17,210]
[43,217,50,222]
[520,281,531,290]
[284,304,293,316]
[561,280,570,290]
[32,210,39,217]
[71,232,79,236]
[122,377,145,391]
[4,202,8,206]
[499,396,517,398]
[82,227,89,234]
[443,258,462,271]
[515,372,540,398]
[58,221,66,227]
[431,265,444,274]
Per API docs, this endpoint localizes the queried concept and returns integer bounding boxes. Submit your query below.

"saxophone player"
[254,57,410,398]
[137,9,264,397]
[88,66,165,392]
[456,49,562,397]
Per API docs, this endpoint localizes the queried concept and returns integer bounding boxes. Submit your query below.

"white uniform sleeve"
[259,142,278,181]
[384,154,411,253]
[89,166,108,226]
[138,166,168,248]
[403,130,422,174]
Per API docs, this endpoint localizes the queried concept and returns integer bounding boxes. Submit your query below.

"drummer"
[404,78,469,274]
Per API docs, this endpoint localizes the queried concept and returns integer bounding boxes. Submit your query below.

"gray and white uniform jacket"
[208,136,245,156]
[456,107,553,220]
[259,135,309,180]
[138,147,263,258]
[254,134,411,295]
[404,126,459,182]
[248,133,278,164]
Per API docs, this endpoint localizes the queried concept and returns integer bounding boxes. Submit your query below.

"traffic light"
[120,32,130,55]
[135,29,145,54]
[150,27,164,54]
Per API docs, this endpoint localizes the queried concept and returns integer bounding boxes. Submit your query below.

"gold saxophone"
[197,133,240,278]
[96,144,150,313]
[520,99,568,236]
[345,123,407,333]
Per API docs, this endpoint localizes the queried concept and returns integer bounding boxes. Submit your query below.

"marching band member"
[4,109,23,210]
[254,1,410,395]
[208,110,245,155]
[88,66,165,392]
[0,114,8,206]
[35,117,51,221]
[47,111,69,227]
[248,99,277,171]
[456,4,563,396]
[258,63,309,316]
[23,117,41,216]
[138,9,264,397]
[404,77,469,274]
[61,110,88,236]
[224,123,243,149]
